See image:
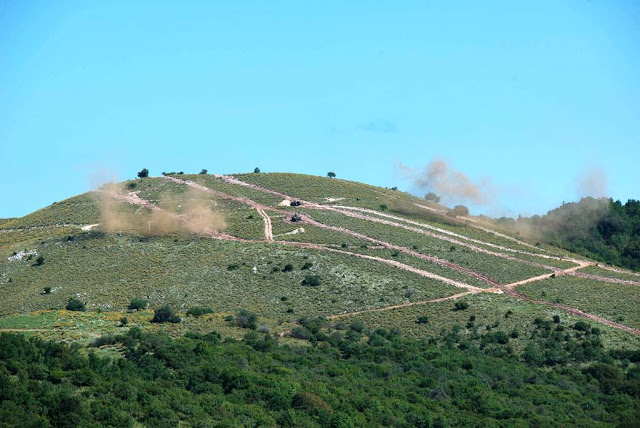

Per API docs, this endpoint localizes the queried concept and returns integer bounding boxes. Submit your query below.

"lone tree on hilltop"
[254,167,261,173]
[137,168,149,178]
[200,169,208,174]
[327,172,336,178]
[425,192,441,203]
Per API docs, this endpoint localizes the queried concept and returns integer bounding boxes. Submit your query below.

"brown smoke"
[97,183,133,233]
[181,188,227,234]
[396,160,494,206]
[95,181,226,236]
[492,168,611,241]
[576,167,608,198]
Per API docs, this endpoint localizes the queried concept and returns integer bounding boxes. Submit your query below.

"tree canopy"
[0,315,638,426]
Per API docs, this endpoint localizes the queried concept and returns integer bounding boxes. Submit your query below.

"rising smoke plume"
[576,167,608,198]
[396,160,494,206]
[395,159,614,243]
[489,167,611,241]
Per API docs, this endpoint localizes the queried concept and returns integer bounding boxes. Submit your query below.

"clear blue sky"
[2,1,639,218]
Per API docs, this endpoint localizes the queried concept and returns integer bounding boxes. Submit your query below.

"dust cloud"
[93,178,226,236]
[396,159,613,242]
[576,167,608,198]
[181,188,227,234]
[396,160,494,206]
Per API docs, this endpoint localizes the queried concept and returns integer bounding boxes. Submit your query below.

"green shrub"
[128,298,148,311]
[43,287,51,294]
[66,298,86,312]
[454,301,469,311]
[186,307,214,317]
[350,321,365,333]
[573,321,590,332]
[416,316,429,324]
[151,306,181,323]
[91,334,119,347]
[234,309,258,329]
[34,255,45,266]
[301,275,321,287]
[301,262,313,270]
[283,264,294,272]
[291,326,313,340]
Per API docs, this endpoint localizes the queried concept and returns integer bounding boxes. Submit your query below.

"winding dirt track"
[570,272,640,286]
[210,175,640,335]
[100,175,638,335]
[412,202,544,251]
[279,241,487,292]
[163,176,275,242]
[300,214,501,287]
[596,264,640,278]
[505,288,640,335]
[326,291,476,320]
[334,205,555,259]
[116,180,485,292]
[323,206,558,271]
[256,208,274,241]
[504,260,594,289]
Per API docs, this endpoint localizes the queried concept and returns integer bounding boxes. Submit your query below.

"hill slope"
[1,172,639,348]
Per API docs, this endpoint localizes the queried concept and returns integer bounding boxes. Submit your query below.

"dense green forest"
[1,316,639,427]
[495,198,640,270]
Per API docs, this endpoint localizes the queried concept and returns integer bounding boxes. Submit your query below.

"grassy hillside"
[2,171,640,427]
[1,172,639,349]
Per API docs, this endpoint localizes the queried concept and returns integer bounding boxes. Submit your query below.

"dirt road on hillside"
[334,206,564,260]
[256,208,274,241]
[596,264,640,277]
[105,175,636,335]
[217,175,640,335]
[326,291,476,320]
[413,202,544,251]
[280,241,488,292]
[570,272,640,286]
[163,176,275,242]
[505,260,594,289]
[323,206,557,271]
[300,214,501,287]
[118,182,482,291]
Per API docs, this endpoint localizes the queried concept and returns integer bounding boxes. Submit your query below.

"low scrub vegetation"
[1,315,638,426]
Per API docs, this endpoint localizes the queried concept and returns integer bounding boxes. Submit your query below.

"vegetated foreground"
[1,171,639,426]
[2,314,640,427]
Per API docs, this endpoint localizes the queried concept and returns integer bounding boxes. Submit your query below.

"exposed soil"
[119,175,640,335]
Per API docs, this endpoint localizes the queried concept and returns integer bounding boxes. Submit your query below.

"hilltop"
[1,171,639,345]
[2,171,640,426]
